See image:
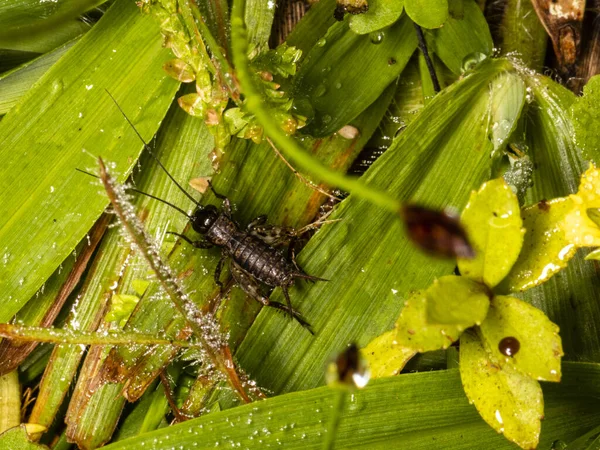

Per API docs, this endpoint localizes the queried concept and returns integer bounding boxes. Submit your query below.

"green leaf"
[349,0,404,34]
[0,426,47,450]
[426,275,490,326]
[396,290,462,352]
[98,362,600,450]
[426,0,493,74]
[458,178,524,288]
[404,0,448,29]
[362,329,416,378]
[0,0,179,323]
[571,75,600,162]
[294,15,417,136]
[460,330,543,449]
[479,295,563,382]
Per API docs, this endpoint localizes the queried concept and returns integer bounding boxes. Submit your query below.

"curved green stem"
[230,0,402,215]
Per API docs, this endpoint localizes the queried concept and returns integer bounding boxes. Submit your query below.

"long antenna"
[76,168,193,220]
[104,89,201,207]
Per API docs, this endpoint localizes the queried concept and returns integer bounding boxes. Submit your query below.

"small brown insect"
[334,0,369,21]
[400,204,475,259]
[498,336,520,357]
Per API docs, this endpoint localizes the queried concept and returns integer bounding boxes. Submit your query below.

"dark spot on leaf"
[400,204,475,259]
[388,58,397,65]
[53,219,57,223]
[538,199,551,211]
[408,329,415,335]
[498,336,520,356]
[493,212,498,217]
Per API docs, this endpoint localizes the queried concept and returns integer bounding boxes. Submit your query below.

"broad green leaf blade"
[460,331,543,449]
[100,362,600,450]
[479,295,563,382]
[0,0,179,323]
[233,59,513,398]
[0,0,104,41]
[426,0,493,74]
[500,197,575,292]
[0,426,47,450]
[426,275,490,325]
[405,0,448,29]
[0,39,77,116]
[349,0,404,34]
[489,72,526,155]
[285,0,337,55]
[363,329,416,378]
[396,290,462,351]
[294,15,417,136]
[458,178,524,288]
[572,75,600,161]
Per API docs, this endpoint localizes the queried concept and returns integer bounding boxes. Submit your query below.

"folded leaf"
[396,290,462,352]
[458,178,524,288]
[460,330,543,450]
[425,275,490,326]
[479,296,563,382]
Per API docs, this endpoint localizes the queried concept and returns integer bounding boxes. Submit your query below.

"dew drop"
[313,84,327,97]
[369,31,385,44]
[316,38,327,47]
[461,52,487,73]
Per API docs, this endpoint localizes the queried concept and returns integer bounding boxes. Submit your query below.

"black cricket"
[105,92,325,332]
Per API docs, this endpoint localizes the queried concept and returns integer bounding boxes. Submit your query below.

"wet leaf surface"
[100,362,600,450]
[458,178,524,288]
[480,295,563,381]
[460,330,543,449]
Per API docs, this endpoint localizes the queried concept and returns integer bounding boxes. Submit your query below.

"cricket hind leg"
[229,261,313,333]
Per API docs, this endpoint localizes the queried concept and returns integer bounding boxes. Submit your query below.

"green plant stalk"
[230,0,401,215]
[98,158,252,404]
[0,371,20,434]
[0,324,194,348]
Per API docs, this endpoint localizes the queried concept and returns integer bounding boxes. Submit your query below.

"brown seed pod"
[400,204,475,259]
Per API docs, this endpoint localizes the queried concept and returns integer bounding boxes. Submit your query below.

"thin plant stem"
[323,388,347,450]
[414,23,441,93]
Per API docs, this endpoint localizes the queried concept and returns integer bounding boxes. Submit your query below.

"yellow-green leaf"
[458,178,524,288]
[425,275,490,326]
[564,164,600,247]
[362,329,416,378]
[500,197,576,292]
[396,290,462,352]
[460,330,543,449]
[479,296,563,382]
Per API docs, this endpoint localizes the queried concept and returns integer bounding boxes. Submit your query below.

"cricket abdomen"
[228,232,293,287]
